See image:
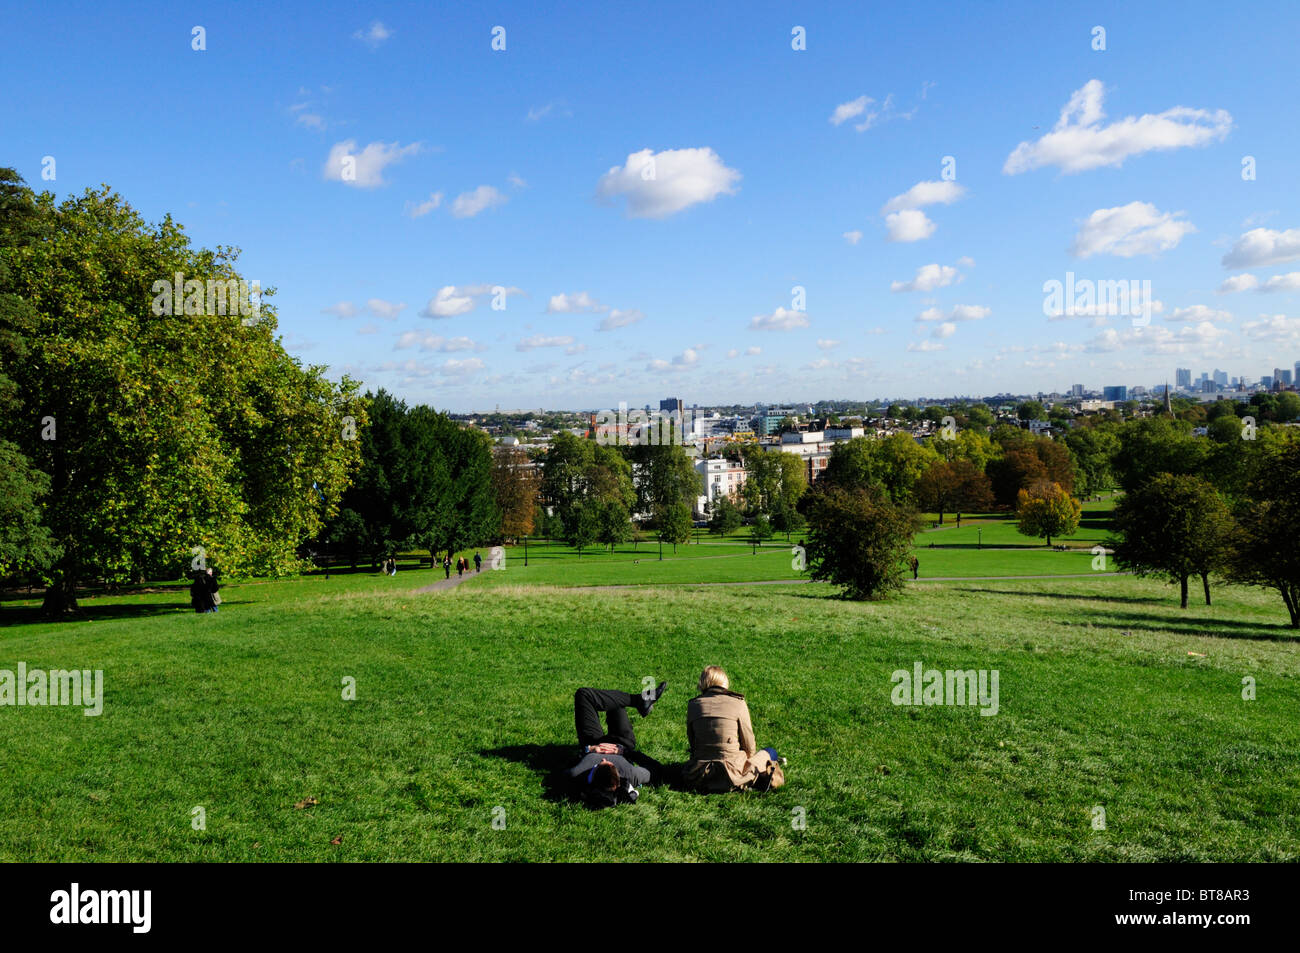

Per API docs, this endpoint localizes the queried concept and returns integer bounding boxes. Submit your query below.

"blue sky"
[5,0,1299,411]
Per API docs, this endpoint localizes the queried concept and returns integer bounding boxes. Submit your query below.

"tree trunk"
[1201,573,1211,606]
[1046,535,1052,547]
[41,568,80,618]
[1179,575,1188,609]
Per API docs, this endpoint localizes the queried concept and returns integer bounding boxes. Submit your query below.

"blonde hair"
[698,666,729,693]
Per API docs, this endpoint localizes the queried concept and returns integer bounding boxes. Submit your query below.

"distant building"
[695,457,747,515]
[1103,385,1128,402]
[1201,379,1217,394]
[1070,384,1085,397]
[1176,367,1192,389]
[756,408,796,436]
[659,397,684,416]
[1275,368,1294,387]
[1213,369,1228,387]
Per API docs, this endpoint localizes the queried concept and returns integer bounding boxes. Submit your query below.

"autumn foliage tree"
[491,446,539,541]
[1015,481,1081,547]
[915,459,993,524]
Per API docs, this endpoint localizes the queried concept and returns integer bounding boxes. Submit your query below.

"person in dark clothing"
[567,682,667,808]
[190,570,218,613]
[909,555,919,580]
[474,552,482,572]
[443,555,451,579]
[205,568,220,611]
[456,556,464,577]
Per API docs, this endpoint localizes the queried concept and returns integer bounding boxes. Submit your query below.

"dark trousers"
[573,687,639,749]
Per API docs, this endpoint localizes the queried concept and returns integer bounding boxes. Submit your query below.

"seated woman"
[683,666,783,793]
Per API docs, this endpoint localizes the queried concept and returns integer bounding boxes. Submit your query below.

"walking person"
[457,556,464,577]
[189,570,213,614]
[474,551,482,573]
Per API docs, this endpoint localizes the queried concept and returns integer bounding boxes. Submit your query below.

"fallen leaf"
[330,835,343,846]
[294,796,319,810]
[1187,651,1207,658]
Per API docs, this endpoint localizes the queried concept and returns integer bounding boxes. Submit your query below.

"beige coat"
[683,687,772,792]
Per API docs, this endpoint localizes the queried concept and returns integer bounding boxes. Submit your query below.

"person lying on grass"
[683,666,785,793]
[567,682,667,809]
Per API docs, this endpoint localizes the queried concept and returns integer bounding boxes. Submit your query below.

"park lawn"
[0,570,1297,862]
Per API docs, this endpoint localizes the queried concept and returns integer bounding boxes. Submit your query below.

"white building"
[695,457,747,515]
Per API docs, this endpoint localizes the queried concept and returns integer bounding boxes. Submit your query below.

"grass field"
[2,514,1298,860]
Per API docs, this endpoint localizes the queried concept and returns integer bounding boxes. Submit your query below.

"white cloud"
[885,209,936,242]
[421,286,475,318]
[404,192,443,218]
[546,291,604,313]
[296,113,325,131]
[599,308,645,331]
[907,340,946,352]
[507,172,527,189]
[1222,228,1300,269]
[323,140,421,188]
[750,307,810,331]
[843,230,863,245]
[891,262,961,292]
[933,322,957,339]
[451,185,507,218]
[396,331,486,352]
[647,348,700,372]
[596,147,740,218]
[367,298,406,319]
[1217,274,1259,293]
[916,304,989,322]
[881,180,966,215]
[1004,80,1232,175]
[1070,202,1195,258]
[1241,314,1300,342]
[1167,305,1232,323]
[353,21,393,47]
[516,335,576,351]
[439,357,485,376]
[1086,321,1231,354]
[829,96,870,126]
[527,102,570,121]
[1261,272,1300,292]
[322,301,359,319]
[816,338,840,350]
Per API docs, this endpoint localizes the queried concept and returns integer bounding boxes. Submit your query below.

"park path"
[561,571,1133,592]
[410,569,486,594]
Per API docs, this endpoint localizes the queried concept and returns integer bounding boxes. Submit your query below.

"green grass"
[2,561,1297,861]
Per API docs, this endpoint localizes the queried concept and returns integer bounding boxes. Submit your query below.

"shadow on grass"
[0,600,251,628]
[952,587,1168,605]
[481,743,686,804]
[1057,612,1299,643]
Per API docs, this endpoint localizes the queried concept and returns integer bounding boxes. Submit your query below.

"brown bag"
[752,759,785,792]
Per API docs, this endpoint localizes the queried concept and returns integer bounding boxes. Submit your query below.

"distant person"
[443,555,452,579]
[474,551,482,572]
[567,681,667,808]
[956,513,962,528]
[189,571,211,613]
[457,556,465,577]
[205,568,221,612]
[683,666,784,793]
[909,555,919,580]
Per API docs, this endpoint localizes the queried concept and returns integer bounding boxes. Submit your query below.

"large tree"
[490,445,540,541]
[0,172,366,615]
[915,459,994,524]
[804,485,919,601]
[1111,473,1234,608]
[1226,441,1300,626]
[1015,481,1081,547]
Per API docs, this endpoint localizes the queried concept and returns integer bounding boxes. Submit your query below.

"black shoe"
[637,681,667,717]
